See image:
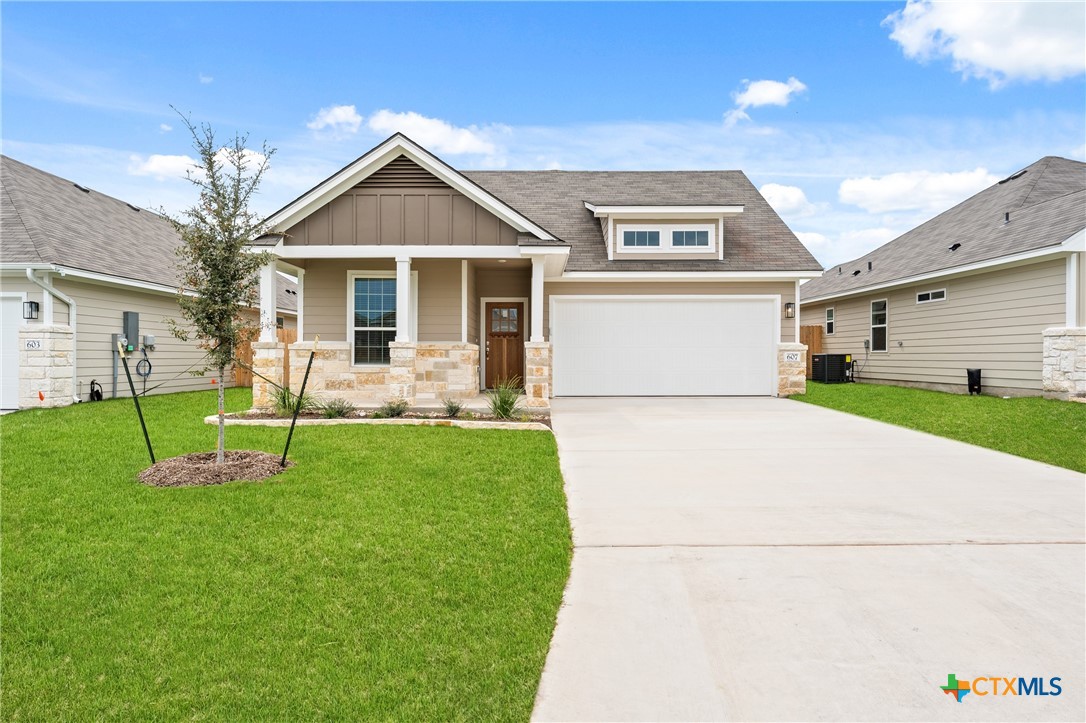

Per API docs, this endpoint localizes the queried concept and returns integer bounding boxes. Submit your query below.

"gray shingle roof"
[1,155,296,311]
[801,156,1086,301]
[463,170,822,272]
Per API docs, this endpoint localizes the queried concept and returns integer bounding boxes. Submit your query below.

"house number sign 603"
[784,352,801,362]
[24,339,43,350]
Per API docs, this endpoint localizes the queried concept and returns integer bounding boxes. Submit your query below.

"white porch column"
[259,262,277,342]
[396,256,412,342]
[530,255,545,342]
[295,267,305,340]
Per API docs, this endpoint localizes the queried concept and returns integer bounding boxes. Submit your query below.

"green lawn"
[1,388,571,721]
[793,382,1086,473]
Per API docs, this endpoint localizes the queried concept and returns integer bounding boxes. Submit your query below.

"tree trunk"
[217,364,225,464]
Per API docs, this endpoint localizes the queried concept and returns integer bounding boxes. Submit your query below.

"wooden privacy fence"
[234,327,298,388]
[799,325,823,379]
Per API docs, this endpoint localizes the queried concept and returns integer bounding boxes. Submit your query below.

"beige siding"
[612,218,721,261]
[800,259,1068,393]
[543,280,796,342]
[50,278,238,399]
[476,267,532,343]
[301,258,461,343]
[0,275,60,323]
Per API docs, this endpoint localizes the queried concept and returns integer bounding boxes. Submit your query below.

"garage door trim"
[549,294,780,397]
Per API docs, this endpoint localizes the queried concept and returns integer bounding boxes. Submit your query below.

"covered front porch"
[252,249,563,410]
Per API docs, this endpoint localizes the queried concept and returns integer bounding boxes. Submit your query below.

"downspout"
[26,267,80,403]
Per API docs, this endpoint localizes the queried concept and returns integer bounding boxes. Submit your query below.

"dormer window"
[617,223,716,253]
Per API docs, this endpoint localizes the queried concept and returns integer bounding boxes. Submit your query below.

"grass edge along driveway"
[793,382,1086,473]
[1,388,571,721]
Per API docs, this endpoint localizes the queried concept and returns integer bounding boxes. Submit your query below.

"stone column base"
[252,342,284,409]
[388,342,417,404]
[18,324,74,408]
[524,342,552,409]
[777,343,807,397]
[1042,327,1086,400]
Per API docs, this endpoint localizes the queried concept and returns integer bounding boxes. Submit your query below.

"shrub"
[486,377,523,420]
[320,398,356,419]
[442,397,464,418]
[273,386,319,417]
[375,398,410,418]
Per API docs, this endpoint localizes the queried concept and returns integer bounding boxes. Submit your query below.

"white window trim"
[346,270,418,368]
[870,299,888,353]
[825,306,835,336]
[916,288,947,304]
[616,222,717,254]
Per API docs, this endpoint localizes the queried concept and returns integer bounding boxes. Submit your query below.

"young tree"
[167,113,275,463]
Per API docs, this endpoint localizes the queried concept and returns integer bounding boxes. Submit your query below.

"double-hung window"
[352,274,397,364]
[825,307,835,335]
[870,300,888,352]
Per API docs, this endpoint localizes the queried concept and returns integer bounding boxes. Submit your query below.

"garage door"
[1,296,21,409]
[551,296,777,396]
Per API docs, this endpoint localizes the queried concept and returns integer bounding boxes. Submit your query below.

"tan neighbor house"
[248,134,823,409]
[800,156,1085,399]
[0,156,297,410]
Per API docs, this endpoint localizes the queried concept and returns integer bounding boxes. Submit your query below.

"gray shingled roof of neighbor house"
[1,155,297,311]
[801,156,1086,301]
[463,170,823,272]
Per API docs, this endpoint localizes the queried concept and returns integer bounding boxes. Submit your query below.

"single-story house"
[247,133,823,409]
[800,156,1085,399]
[0,155,297,410]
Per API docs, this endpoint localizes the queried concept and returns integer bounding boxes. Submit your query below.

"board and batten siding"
[542,280,796,343]
[800,258,1068,394]
[283,156,518,247]
[301,258,463,343]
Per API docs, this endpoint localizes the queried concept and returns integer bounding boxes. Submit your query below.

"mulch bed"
[240,410,552,427]
[138,450,292,488]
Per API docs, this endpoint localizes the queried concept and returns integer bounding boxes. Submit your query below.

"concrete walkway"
[533,398,1084,722]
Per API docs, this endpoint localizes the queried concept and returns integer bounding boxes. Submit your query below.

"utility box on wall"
[122,312,139,351]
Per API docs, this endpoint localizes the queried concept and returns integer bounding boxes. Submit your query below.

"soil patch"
[138,450,292,488]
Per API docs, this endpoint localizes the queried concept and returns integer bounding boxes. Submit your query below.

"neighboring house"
[247,134,822,409]
[801,156,1085,399]
[0,156,297,410]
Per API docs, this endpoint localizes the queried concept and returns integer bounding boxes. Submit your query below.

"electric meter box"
[122,312,139,351]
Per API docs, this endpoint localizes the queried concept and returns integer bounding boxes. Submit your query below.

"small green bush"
[320,398,356,419]
[375,398,410,418]
[273,386,319,417]
[442,397,464,418]
[487,377,523,420]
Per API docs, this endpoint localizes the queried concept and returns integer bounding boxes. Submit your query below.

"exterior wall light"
[22,300,39,320]
[784,302,796,319]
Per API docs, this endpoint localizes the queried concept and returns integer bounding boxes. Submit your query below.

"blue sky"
[3,1,1084,266]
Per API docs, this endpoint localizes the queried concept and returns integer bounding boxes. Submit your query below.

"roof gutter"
[25,267,80,404]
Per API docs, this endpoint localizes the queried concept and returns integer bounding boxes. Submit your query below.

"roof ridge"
[1,158,53,263]
[1010,156,1052,211]
[1016,185,1086,213]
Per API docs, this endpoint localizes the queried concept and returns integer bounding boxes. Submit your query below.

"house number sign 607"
[784,352,801,362]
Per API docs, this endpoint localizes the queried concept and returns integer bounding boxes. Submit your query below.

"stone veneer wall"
[524,342,552,408]
[1042,327,1085,400]
[252,341,479,409]
[415,343,479,402]
[18,325,74,408]
[777,343,807,397]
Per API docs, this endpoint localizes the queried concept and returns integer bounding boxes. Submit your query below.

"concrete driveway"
[533,398,1084,722]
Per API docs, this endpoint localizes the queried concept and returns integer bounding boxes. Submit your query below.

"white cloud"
[198,73,214,85]
[884,0,1086,88]
[158,123,172,133]
[306,104,363,138]
[838,167,998,214]
[760,183,817,217]
[795,231,830,249]
[127,153,197,180]
[725,77,807,128]
[366,109,500,155]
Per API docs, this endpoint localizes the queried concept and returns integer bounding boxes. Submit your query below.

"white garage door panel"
[1,297,22,409]
[552,297,776,396]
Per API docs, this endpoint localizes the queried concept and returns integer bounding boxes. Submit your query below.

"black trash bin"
[967,368,982,395]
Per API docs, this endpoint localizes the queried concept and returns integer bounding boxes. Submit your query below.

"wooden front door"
[485,301,525,388]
